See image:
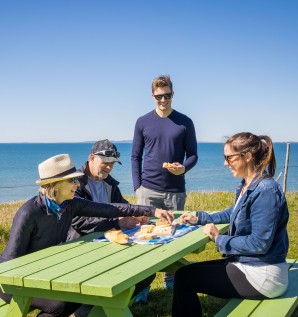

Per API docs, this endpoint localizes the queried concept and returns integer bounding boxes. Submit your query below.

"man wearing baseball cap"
[90,139,122,165]
[69,140,152,316]
[68,139,146,240]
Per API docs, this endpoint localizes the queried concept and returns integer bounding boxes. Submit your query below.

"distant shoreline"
[1,190,298,205]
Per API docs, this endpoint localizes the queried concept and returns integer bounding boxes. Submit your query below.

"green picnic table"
[0,213,229,317]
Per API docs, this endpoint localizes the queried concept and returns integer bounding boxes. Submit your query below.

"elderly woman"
[172,132,289,317]
[0,154,173,317]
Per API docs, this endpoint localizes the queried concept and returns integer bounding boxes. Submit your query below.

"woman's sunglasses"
[68,177,79,184]
[153,93,172,101]
[223,153,244,163]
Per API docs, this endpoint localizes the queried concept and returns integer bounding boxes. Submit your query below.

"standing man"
[131,75,198,289]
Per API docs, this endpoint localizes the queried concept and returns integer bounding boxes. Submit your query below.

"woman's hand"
[203,223,219,242]
[179,212,198,225]
[154,208,174,225]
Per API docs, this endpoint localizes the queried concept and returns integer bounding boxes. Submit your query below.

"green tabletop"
[0,213,229,317]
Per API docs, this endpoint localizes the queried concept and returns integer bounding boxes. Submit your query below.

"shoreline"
[1,190,298,205]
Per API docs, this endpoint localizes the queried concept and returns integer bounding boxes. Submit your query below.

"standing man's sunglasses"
[153,93,172,101]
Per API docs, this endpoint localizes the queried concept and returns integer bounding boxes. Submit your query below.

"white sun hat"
[36,154,84,186]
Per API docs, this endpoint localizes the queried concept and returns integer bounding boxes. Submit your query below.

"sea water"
[0,142,297,203]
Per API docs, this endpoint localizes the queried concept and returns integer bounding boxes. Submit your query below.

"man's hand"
[154,208,174,225]
[203,223,219,242]
[167,162,185,176]
[136,216,148,225]
[135,187,141,195]
[180,212,198,225]
[118,217,140,229]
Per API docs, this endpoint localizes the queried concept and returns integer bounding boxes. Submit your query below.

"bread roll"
[156,220,167,226]
[153,225,173,236]
[136,233,157,241]
[162,162,175,168]
[104,229,129,244]
[140,224,155,233]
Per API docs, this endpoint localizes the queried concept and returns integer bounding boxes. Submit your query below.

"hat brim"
[36,171,84,186]
[97,155,122,165]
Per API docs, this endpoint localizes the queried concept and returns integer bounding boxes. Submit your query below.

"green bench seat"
[214,259,298,317]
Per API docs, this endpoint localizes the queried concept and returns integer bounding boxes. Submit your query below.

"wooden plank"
[227,300,261,317]
[0,233,100,276]
[23,242,131,290]
[1,284,135,308]
[214,298,261,317]
[213,298,242,317]
[250,263,298,317]
[0,239,109,287]
[51,243,160,294]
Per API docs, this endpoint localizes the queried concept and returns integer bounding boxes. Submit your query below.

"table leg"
[161,258,190,273]
[87,305,107,317]
[86,302,133,317]
[6,295,31,317]
[102,306,133,317]
[86,287,134,317]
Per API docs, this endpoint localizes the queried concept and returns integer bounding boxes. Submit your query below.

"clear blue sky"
[1,0,297,143]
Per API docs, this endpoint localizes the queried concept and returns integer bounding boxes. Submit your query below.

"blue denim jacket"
[196,174,289,264]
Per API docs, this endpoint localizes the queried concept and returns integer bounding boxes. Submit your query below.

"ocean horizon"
[0,142,297,203]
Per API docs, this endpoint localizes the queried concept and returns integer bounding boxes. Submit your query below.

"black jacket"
[0,194,154,263]
[68,162,129,239]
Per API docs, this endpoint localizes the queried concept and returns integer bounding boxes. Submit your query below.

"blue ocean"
[0,142,297,203]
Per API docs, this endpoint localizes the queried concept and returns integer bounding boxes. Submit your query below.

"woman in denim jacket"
[172,132,289,317]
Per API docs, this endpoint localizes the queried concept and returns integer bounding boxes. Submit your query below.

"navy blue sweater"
[131,110,198,192]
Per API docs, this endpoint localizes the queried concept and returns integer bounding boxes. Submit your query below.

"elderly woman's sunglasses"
[68,177,79,184]
[94,150,120,158]
[153,93,172,101]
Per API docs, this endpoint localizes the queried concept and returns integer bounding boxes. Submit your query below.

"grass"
[0,192,297,317]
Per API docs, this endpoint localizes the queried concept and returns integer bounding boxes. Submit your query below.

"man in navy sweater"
[131,75,198,296]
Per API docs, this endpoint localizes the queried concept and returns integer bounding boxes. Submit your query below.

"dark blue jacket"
[0,194,154,263]
[69,162,129,238]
